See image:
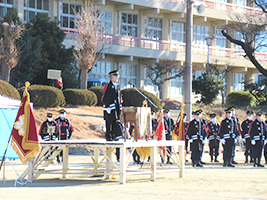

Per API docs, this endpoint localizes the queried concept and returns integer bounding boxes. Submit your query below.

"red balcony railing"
[61,27,267,62]
[170,0,265,17]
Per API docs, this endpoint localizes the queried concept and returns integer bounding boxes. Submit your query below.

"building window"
[144,67,158,94]
[119,64,138,89]
[145,17,163,40]
[0,0,13,18]
[234,31,245,49]
[216,28,226,48]
[254,73,265,84]
[233,73,245,91]
[171,21,185,43]
[60,2,81,29]
[120,13,138,37]
[171,69,184,96]
[96,10,112,34]
[88,61,112,80]
[193,25,209,46]
[24,0,49,21]
[235,0,246,6]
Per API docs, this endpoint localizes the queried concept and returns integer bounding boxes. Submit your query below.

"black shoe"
[254,164,257,167]
[192,163,196,167]
[167,162,173,165]
[186,159,189,162]
[210,159,213,162]
[200,161,206,164]
[257,163,265,167]
[245,159,248,163]
[232,160,238,164]
[196,163,203,167]
[214,159,219,162]
[228,163,235,167]
[250,160,254,163]
[106,138,113,141]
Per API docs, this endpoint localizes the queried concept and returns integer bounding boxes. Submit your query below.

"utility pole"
[184,0,193,121]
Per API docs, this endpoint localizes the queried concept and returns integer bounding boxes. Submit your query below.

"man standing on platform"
[241,110,254,163]
[55,109,74,163]
[219,108,238,167]
[207,113,220,162]
[187,110,207,167]
[101,70,122,141]
[163,109,175,164]
[249,111,267,167]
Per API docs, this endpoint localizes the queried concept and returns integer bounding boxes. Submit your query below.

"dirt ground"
[1,148,267,200]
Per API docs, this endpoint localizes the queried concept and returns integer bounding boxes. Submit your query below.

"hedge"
[63,89,97,106]
[121,88,160,112]
[18,85,65,107]
[89,86,104,106]
[226,91,257,108]
[0,80,20,99]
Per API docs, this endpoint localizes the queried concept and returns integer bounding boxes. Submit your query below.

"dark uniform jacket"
[219,117,238,146]
[248,119,267,147]
[55,117,73,140]
[101,81,122,121]
[241,119,253,141]
[207,121,220,147]
[152,118,158,132]
[39,120,60,141]
[164,117,174,140]
[186,119,207,151]
[184,121,189,140]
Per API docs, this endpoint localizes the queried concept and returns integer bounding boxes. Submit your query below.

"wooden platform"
[21,139,185,184]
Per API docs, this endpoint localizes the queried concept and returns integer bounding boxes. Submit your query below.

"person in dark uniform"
[55,109,74,163]
[182,114,189,161]
[39,113,60,141]
[197,109,208,165]
[163,109,175,164]
[264,113,267,164]
[241,110,254,163]
[151,111,158,136]
[187,110,207,167]
[229,106,242,165]
[249,111,267,167]
[207,113,220,162]
[219,108,238,167]
[101,70,122,141]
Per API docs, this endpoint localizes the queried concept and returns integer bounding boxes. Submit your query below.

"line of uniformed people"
[184,107,267,167]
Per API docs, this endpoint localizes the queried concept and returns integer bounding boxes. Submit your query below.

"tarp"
[0,94,20,159]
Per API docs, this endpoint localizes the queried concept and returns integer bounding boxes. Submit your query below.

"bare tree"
[221,1,267,76]
[74,0,104,89]
[0,22,24,82]
[145,60,184,99]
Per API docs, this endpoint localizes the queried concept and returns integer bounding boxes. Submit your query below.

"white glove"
[234,138,237,143]
[242,138,246,143]
[251,140,256,145]
[202,139,206,144]
[264,140,267,145]
[207,138,210,143]
[220,139,225,145]
[189,139,193,143]
[106,107,111,114]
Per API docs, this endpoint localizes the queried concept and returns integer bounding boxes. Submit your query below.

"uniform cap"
[256,111,263,116]
[109,70,119,76]
[225,108,232,113]
[228,106,235,111]
[210,113,217,118]
[197,109,203,113]
[59,109,66,114]
[47,113,53,117]
[246,110,253,115]
[151,110,155,114]
[183,113,187,117]
[163,109,169,113]
[193,110,201,115]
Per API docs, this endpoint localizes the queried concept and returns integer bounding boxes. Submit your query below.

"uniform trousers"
[251,145,264,159]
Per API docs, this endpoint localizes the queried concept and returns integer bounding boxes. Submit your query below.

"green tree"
[192,73,225,105]
[28,13,79,88]
[244,78,267,106]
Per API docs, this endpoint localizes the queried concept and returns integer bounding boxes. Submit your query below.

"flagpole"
[0,133,12,171]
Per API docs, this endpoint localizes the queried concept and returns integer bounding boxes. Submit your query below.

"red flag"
[155,110,166,156]
[11,82,41,163]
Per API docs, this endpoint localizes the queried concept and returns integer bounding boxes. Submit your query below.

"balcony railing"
[170,0,265,17]
[61,27,267,62]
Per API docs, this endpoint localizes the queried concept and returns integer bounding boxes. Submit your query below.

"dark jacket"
[101,81,122,121]
[55,117,74,140]
[248,119,267,147]
[219,117,238,146]
[39,120,60,141]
